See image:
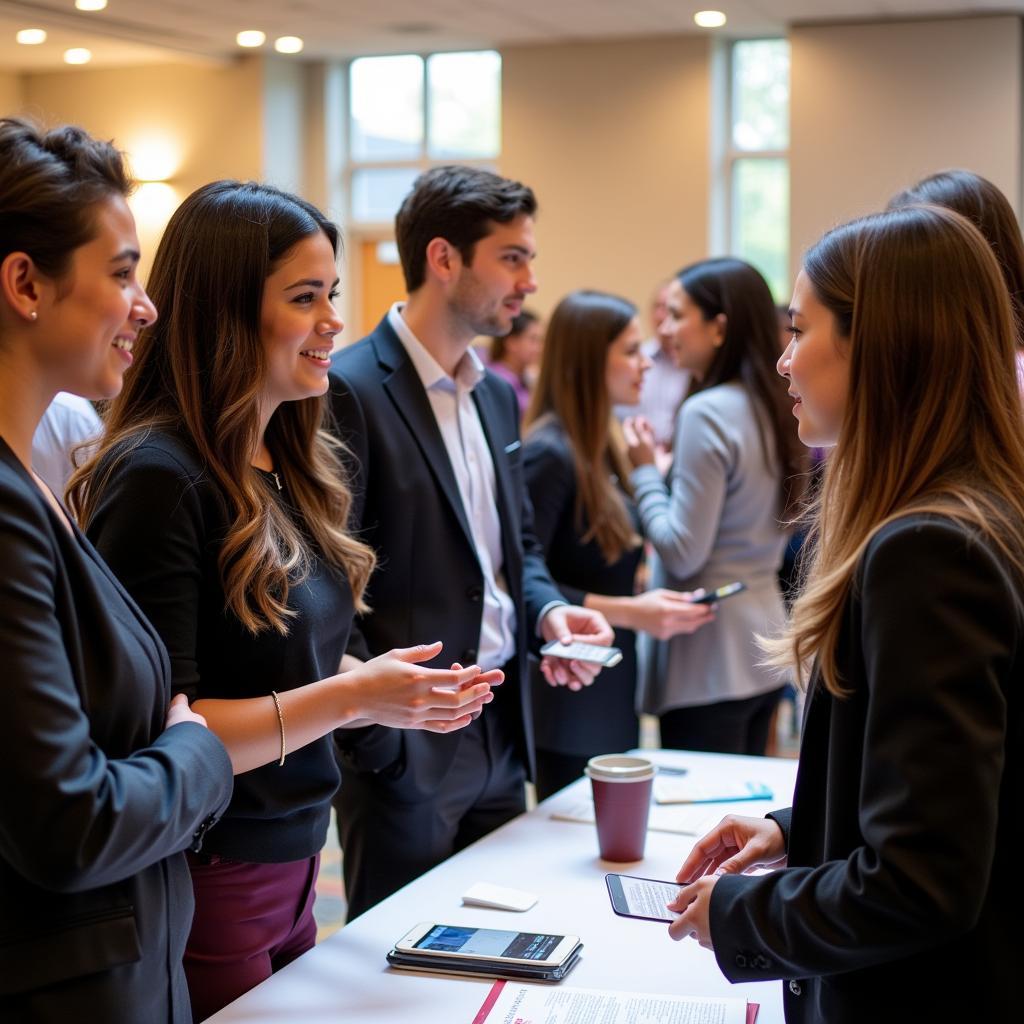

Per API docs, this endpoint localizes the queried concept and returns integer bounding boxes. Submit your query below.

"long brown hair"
[70,180,375,634]
[765,205,1024,695]
[890,170,1024,347]
[525,290,640,563]
[679,257,807,521]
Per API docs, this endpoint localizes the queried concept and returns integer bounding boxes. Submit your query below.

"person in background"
[0,117,232,1023]
[32,390,102,496]
[487,308,543,418]
[523,289,715,799]
[328,165,614,919]
[668,203,1022,1024]
[889,168,1024,396]
[73,180,497,1020]
[615,278,691,456]
[624,258,806,756]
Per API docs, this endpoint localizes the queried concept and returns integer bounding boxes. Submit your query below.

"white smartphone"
[540,639,623,667]
[392,922,580,969]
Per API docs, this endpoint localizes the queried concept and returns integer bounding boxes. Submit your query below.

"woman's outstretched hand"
[350,641,498,732]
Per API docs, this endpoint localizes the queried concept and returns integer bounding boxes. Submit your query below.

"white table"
[208,750,798,1023]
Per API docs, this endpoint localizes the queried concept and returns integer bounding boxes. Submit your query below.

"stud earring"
[29,311,38,321]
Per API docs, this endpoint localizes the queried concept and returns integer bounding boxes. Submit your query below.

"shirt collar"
[388,302,485,393]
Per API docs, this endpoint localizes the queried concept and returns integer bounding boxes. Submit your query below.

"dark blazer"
[0,438,233,1023]
[708,515,1021,1023]
[523,416,642,755]
[328,315,564,787]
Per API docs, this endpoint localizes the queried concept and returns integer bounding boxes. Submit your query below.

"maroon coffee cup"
[585,755,656,862]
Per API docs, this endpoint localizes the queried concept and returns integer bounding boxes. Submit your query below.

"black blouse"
[87,431,353,863]
[523,417,643,755]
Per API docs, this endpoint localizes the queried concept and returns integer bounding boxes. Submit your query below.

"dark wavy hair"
[70,180,375,634]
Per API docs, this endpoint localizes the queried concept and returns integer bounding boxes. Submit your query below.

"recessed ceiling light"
[16,28,47,45]
[274,36,303,54]
[75,0,108,10]
[236,30,266,48]
[63,47,92,65]
[694,10,727,29]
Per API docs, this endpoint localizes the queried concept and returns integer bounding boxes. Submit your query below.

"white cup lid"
[585,755,656,781]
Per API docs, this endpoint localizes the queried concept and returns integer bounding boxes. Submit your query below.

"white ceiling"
[0,0,1021,70]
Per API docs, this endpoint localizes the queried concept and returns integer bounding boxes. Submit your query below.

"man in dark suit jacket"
[329,166,613,918]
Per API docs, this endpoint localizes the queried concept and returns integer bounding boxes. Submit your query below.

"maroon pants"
[184,852,320,1021]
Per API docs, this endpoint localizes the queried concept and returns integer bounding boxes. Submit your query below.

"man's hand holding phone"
[538,604,614,691]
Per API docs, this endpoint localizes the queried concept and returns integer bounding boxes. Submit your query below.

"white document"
[472,980,749,1024]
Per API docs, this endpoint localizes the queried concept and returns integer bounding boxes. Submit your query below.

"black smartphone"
[605,873,681,923]
[388,922,582,982]
[690,581,747,605]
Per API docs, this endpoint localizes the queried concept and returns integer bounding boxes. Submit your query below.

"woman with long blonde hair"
[667,204,1024,1023]
[71,180,497,1019]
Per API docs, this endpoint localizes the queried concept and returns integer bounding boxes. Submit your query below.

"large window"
[726,39,790,301]
[348,50,501,225]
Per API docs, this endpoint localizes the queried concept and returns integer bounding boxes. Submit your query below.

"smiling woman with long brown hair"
[70,180,498,1019]
[668,204,1024,1023]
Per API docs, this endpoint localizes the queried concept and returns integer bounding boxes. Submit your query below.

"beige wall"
[502,35,710,322]
[790,15,1023,279]
[20,58,267,280]
[0,72,23,115]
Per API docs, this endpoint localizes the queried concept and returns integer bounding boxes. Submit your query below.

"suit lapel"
[373,322,476,553]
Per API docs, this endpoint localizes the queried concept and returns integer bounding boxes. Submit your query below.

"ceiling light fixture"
[694,11,727,29]
[64,47,92,64]
[16,28,47,45]
[236,30,266,48]
[274,36,303,54]
[75,0,108,11]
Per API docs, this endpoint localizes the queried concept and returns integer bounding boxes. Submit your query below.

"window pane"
[732,40,789,151]
[427,51,501,159]
[350,55,423,161]
[351,167,420,223]
[732,157,789,302]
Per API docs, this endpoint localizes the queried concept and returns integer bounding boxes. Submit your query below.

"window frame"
[717,36,790,301]
[345,48,501,231]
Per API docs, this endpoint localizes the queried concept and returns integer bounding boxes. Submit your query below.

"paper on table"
[550,797,715,836]
[653,778,773,806]
[471,979,756,1023]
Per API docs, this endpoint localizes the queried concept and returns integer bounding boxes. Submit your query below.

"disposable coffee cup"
[584,754,656,862]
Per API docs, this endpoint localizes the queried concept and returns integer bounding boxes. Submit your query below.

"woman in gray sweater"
[625,258,806,754]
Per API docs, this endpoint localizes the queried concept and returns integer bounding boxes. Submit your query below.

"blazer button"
[734,954,748,968]
[788,980,802,996]
[466,585,483,603]
[461,648,478,663]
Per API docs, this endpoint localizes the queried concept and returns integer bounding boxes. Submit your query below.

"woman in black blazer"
[0,120,233,1021]
[523,290,714,799]
[666,206,1024,1022]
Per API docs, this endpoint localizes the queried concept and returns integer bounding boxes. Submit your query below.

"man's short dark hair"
[395,165,537,292]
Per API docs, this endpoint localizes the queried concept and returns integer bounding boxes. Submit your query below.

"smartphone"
[605,873,682,923]
[388,923,582,981]
[690,581,747,605]
[540,639,623,667]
